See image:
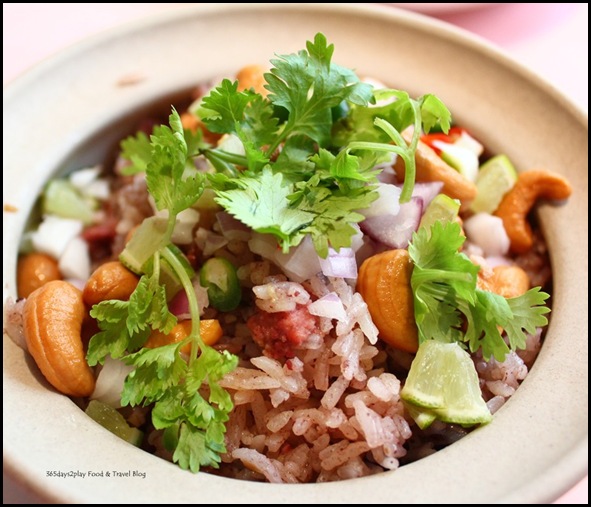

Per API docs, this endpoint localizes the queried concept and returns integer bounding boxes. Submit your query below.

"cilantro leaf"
[199,79,253,134]
[173,422,224,472]
[199,81,277,171]
[265,32,373,149]
[87,300,151,366]
[410,221,551,361]
[214,166,314,250]
[146,109,206,218]
[121,343,187,406]
[120,131,153,175]
[504,287,550,350]
[127,270,176,339]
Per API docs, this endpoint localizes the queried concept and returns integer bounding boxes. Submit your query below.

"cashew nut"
[357,249,418,353]
[83,261,139,307]
[236,64,269,96]
[17,252,61,299]
[495,170,572,254]
[477,265,530,299]
[23,280,95,397]
[394,130,477,209]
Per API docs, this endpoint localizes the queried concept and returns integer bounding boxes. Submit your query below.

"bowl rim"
[3,3,588,504]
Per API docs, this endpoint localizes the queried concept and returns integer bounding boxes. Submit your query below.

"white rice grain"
[266,410,294,432]
[321,375,350,410]
[232,448,284,483]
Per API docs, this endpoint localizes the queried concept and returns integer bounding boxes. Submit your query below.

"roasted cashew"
[394,131,477,209]
[357,249,418,353]
[83,261,139,307]
[477,265,530,299]
[23,280,95,397]
[494,170,572,254]
[236,64,269,96]
[17,252,61,298]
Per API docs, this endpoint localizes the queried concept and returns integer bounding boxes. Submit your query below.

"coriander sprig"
[408,221,550,361]
[88,109,238,473]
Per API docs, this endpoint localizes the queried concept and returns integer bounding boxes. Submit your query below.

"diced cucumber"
[119,216,169,274]
[85,400,143,447]
[42,179,96,225]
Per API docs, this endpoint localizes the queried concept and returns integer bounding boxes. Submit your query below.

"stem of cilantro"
[411,268,474,288]
[374,105,421,203]
[161,246,202,365]
[345,108,422,204]
[206,149,248,167]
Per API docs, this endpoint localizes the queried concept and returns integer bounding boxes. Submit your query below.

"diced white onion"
[32,215,84,259]
[69,166,101,188]
[172,208,200,245]
[463,213,510,257]
[91,356,134,408]
[58,237,91,281]
[361,183,401,218]
[308,292,348,322]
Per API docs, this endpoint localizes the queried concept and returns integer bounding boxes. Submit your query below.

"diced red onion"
[308,292,347,322]
[360,197,423,249]
[195,227,228,257]
[216,211,252,241]
[168,281,209,318]
[319,247,357,279]
[169,289,190,317]
[4,297,27,351]
[274,235,321,283]
[349,223,364,253]
[410,181,443,209]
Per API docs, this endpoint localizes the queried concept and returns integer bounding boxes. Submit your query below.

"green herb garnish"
[409,221,550,361]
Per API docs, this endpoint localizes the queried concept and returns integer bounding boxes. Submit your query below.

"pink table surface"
[3,3,588,504]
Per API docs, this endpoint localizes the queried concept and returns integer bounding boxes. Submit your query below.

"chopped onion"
[455,130,484,157]
[195,227,228,257]
[318,247,357,279]
[169,280,209,318]
[4,297,27,351]
[69,166,101,188]
[58,237,90,280]
[171,208,200,245]
[274,235,321,283]
[249,232,279,260]
[91,356,134,409]
[308,292,347,322]
[361,183,401,218]
[410,181,443,208]
[216,211,251,241]
[169,289,190,317]
[463,213,510,256]
[360,197,423,249]
[32,215,83,259]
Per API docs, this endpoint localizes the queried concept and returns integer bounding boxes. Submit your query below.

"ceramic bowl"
[3,4,588,503]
